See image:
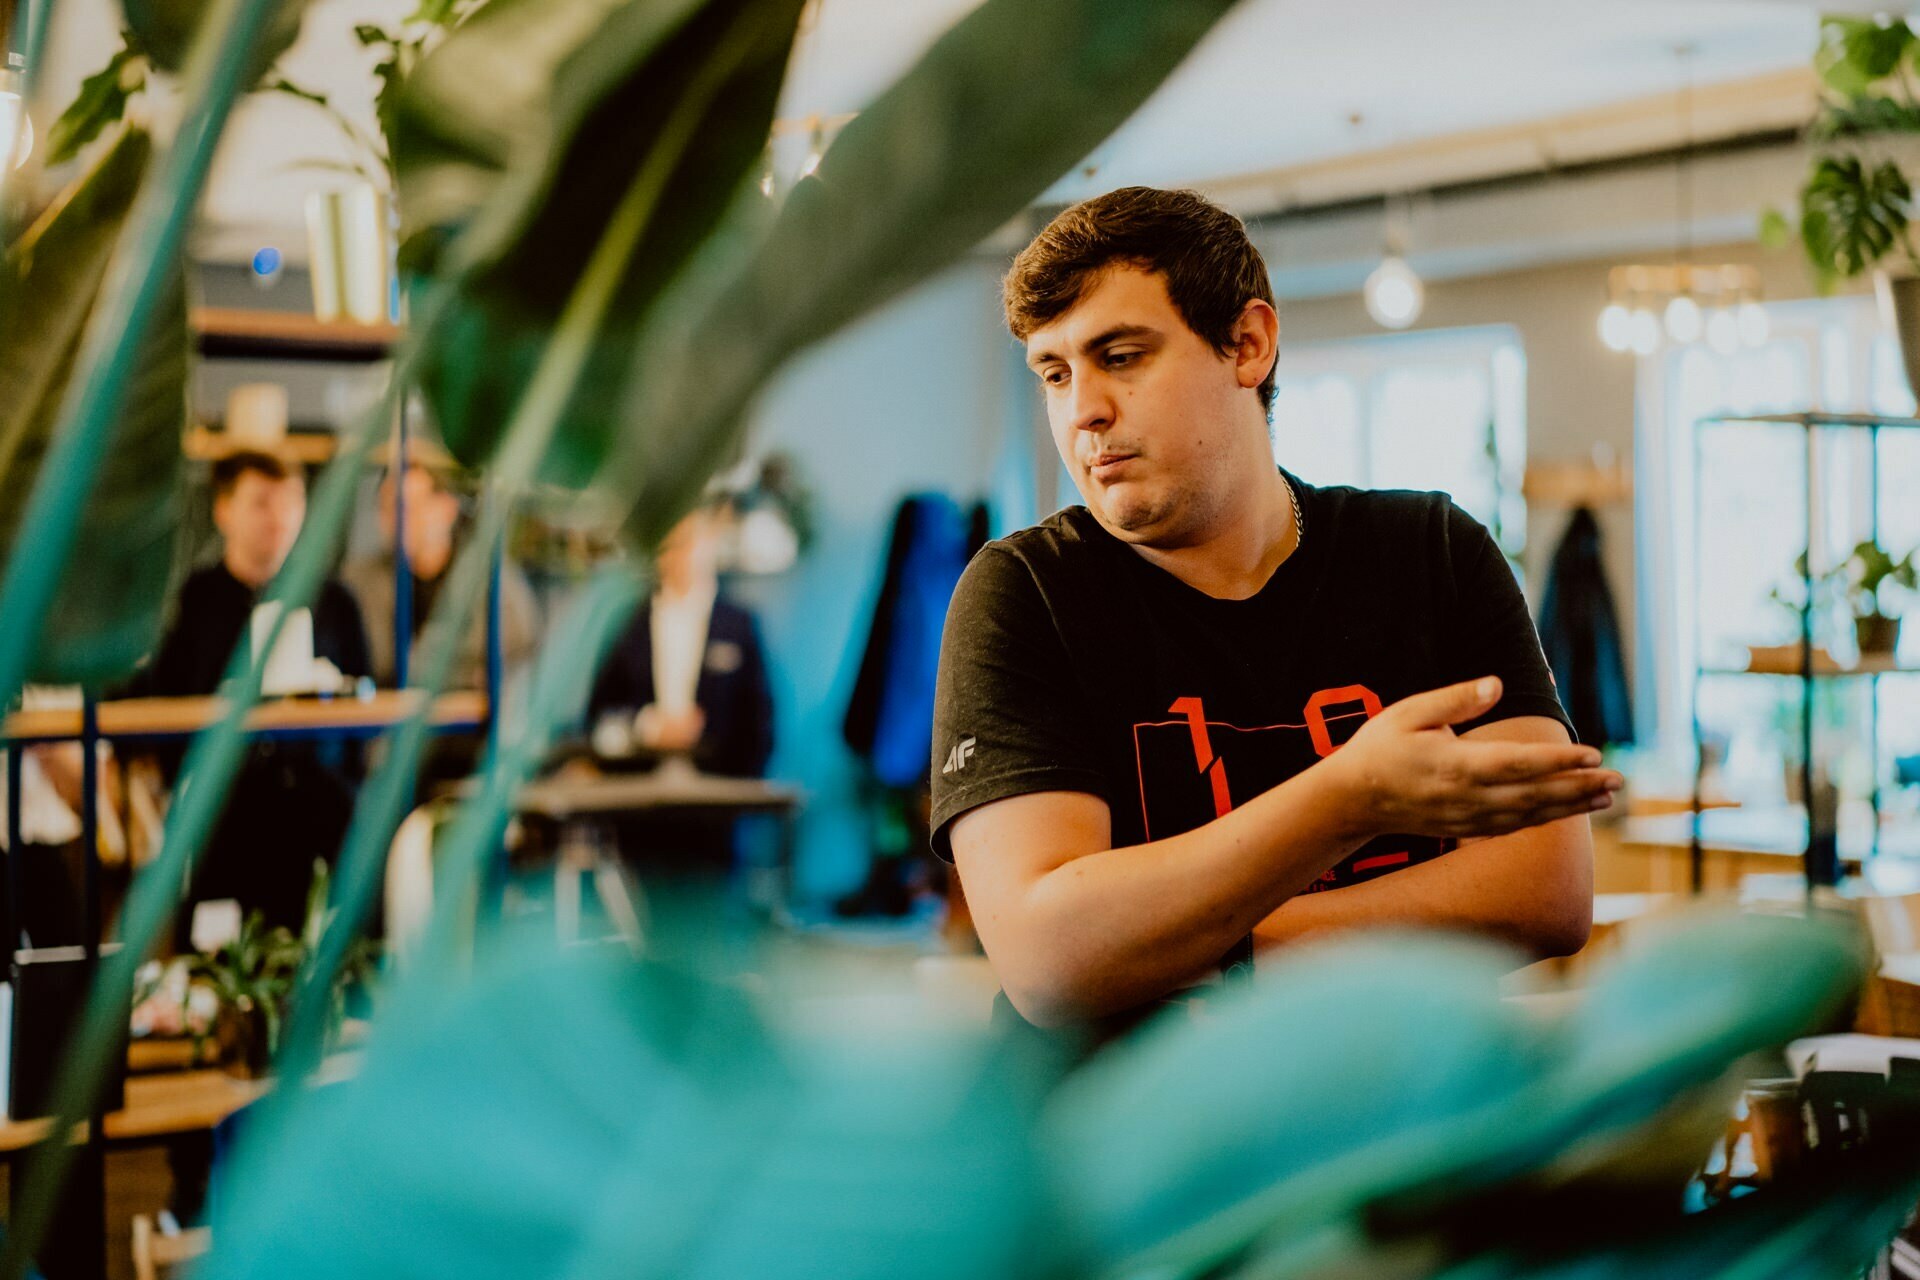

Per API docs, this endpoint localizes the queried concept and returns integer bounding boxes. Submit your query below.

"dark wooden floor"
[0,1145,178,1280]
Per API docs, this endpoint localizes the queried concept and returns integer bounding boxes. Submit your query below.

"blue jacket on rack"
[843,494,986,790]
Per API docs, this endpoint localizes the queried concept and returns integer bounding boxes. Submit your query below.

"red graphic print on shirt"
[1136,684,1434,892]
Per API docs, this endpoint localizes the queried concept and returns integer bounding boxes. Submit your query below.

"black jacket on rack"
[1536,506,1636,750]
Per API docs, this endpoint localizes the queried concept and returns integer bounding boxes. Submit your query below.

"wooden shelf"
[2,690,487,744]
[1719,645,1912,677]
[182,426,455,470]
[182,426,337,464]
[192,307,399,363]
[1707,411,1920,431]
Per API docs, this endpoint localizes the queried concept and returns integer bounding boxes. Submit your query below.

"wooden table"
[1,690,487,745]
[0,1070,265,1153]
[471,764,804,931]
[506,766,801,822]
[1610,807,1896,894]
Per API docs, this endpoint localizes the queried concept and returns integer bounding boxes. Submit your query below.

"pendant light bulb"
[1737,301,1770,347]
[1664,294,1703,343]
[1364,254,1424,329]
[1599,304,1632,352]
[1628,307,1662,355]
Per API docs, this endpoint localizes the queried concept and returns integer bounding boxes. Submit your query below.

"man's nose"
[1066,370,1115,434]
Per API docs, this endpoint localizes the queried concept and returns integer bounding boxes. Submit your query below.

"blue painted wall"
[726,259,1038,901]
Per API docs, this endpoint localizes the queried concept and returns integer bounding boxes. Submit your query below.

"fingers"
[1444,774,1619,838]
[1476,769,1621,813]
[1458,739,1605,785]
[1466,795,1614,838]
[1392,676,1503,731]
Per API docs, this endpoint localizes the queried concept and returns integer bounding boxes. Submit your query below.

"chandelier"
[1596,44,1768,357]
[1598,263,1770,355]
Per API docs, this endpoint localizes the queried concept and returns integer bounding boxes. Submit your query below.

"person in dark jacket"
[587,508,774,874]
[138,451,373,933]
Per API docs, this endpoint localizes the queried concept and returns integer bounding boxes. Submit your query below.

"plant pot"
[1856,613,1902,656]
[1875,272,1920,401]
[216,1003,275,1080]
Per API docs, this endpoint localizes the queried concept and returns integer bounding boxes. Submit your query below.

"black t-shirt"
[930,474,1572,994]
[142,562,373,698]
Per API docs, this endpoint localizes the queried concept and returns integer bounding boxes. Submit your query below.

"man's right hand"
[1323,676,1621,841]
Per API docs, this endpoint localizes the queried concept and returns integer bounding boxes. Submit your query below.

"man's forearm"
[1252,820,1594,959]
[993,762,1373,1024]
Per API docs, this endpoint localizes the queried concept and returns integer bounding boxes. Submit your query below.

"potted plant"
[1768,540,1916,658]
[182,862,380,1077]
[1842,537,1918,653]
[1764,16,1920,393]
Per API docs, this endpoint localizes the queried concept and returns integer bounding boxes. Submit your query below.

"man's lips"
[1088,452,1137,480]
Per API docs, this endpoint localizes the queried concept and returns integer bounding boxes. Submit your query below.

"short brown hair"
[1003,187,1278,412]
[211,450,298,499]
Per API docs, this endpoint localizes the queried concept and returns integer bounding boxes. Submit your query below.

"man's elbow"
[996,961,1104,1029]
[1527,892,1593,960]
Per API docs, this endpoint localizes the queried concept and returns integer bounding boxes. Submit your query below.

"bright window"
[1270,326,1527,559]
[1638,296,1920,804]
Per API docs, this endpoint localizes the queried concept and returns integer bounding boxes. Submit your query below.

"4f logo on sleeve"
[941,736,977,776]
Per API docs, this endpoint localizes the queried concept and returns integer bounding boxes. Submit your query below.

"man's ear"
[1231,298,1279,393]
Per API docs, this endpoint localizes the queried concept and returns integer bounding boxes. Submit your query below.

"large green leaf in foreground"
[391,0,806,484]
[122,0,305,76]
[201,945,1063,1280]
[605,0,1243,549]
[0,127,187,684]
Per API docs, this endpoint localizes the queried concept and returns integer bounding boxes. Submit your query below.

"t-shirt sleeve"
[928,544,1109,861]
[1438,501,1576,740]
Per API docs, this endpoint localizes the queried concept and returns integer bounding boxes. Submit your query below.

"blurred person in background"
[136,450,371,935]
[341,463,541,691]
[587,506,775,875]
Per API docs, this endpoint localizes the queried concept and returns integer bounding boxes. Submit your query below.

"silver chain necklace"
[1283,474,1305,550]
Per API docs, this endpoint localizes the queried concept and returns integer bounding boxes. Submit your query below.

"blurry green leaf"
[202,945,1061,1280]
[606,0,1244,549]
[1757,206,1792,251]
[1809,92,1920,140]
[0,128,186,684]
[1050,911,1865,1280]
[391,0,807,479]
[1798,153,1911,280]
[1047,936,1539,1279]
[1814,16,1914,97]
[45,41,147,166]
[122,0,304,79]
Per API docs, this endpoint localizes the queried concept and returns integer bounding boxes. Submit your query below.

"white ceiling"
[32,0,1859,259]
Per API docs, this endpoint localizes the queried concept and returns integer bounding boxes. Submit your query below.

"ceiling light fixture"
[1365,191,1424,330]
[1598,43,1767,356]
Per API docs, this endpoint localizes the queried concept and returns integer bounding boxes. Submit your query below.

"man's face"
[214,470,305,584]
[1024,266,1253,546]
[379,467,460,568]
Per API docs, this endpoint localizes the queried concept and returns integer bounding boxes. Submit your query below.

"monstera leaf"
[390,0,806,483]
[1799,153,1913,284]
[0,127,186,684]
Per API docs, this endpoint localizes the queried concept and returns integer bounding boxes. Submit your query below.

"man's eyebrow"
[1026,323,1161,369]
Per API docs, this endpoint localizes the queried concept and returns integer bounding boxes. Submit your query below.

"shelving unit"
[1,303,507,1028]
[1691,410,1920,891]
